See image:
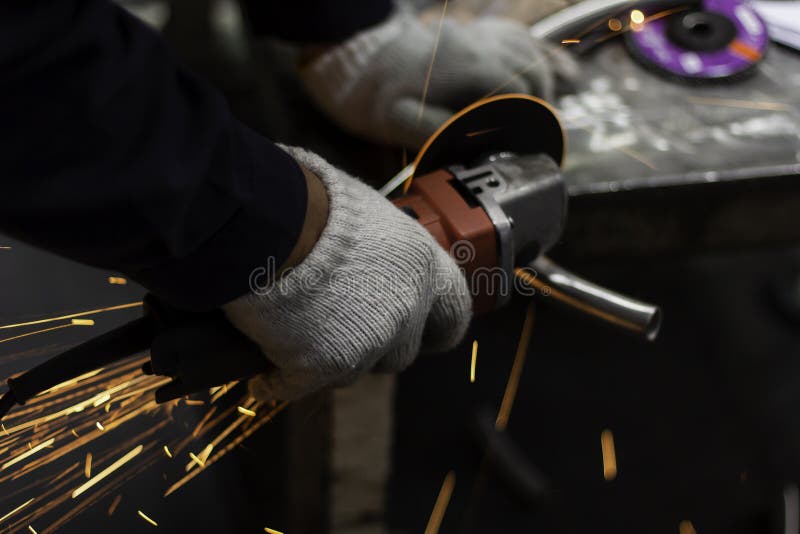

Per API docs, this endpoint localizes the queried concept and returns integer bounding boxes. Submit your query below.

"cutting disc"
[412,94,565,178]
[625,0,768,82]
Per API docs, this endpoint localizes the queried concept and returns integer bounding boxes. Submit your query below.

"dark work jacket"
[0,0,392,310]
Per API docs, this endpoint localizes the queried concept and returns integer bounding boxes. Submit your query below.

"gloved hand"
[223,146,472,401]
[299,10,577,148]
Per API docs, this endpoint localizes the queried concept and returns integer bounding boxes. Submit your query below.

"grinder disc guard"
[413,94,565,177]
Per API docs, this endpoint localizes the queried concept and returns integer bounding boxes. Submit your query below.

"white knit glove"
[223,146,472,401]
[299,10,577,148]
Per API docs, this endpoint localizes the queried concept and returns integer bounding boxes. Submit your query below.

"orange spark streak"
[0,498,34,524]
[0,302,142,330]
[50,462,79,485]
[2,439,55,470]
[601,429,617,481]
[424,471,455,534]
[108,495,122,516]
[237,406,256,417]
[470,340,478,384]
[495,303,535,431]
[84,453,92,479]
[108,277,127,285]
[264,528,284,534]
[71,445,143,498]
[465,127,503,138]
[137,510,158,527]
[417,0,449,124]
[162,445,172,459]
[0,324,74,345]
[191,407,217,438]
[35,369,105,397]
[164,402,289,497]
[188,453,205,469]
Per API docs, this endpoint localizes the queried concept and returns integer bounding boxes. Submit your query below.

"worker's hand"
[223,146,472,401]
[299,10,577,148]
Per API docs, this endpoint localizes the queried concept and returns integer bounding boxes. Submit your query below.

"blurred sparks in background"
[424,470,456,534]
[470,340,478,384]
[600,429,618,481]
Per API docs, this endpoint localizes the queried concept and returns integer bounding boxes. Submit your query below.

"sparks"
[71,319,95,326]
[188,452,205,469]
[164,401,289,497]
[2,438,55,470]
[84,453,92,479]
[264,528,284,534]
[95,422,105,431]
[72,445,143,498]
[424,471,455,534]
[601,429,617,481]
[0,498,34,524]
[469,340,478,384]
[561,38,581,44]
[28,526,37,534]
[0,302,142,330]
[108,494,122,516]
[495,303,535,431]
[108,276,128,285]
[465,126,503,138]
[163,445,172,458]
[0,324,75,345]
[630,9,645,24]
[138,510,158,527]
[36,368,104,397]
[237,406,256,417]
[417,0,449,125]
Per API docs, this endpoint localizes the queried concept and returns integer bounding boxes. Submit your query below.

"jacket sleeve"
[0,0,308,311]
[240,0,393,43]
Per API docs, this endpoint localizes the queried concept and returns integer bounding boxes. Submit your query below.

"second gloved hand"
[299,10,577,148]
[223,146,472,401]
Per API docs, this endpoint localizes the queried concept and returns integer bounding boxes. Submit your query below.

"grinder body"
[0,95,661,422]
[393,153,566,314]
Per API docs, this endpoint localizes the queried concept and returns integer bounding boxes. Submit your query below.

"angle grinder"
[0,94,661,421]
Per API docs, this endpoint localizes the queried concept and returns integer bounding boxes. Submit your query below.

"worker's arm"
[0,0,472,401]
[0,0,314,311]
